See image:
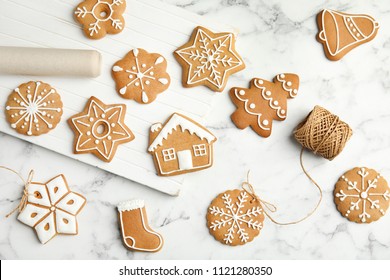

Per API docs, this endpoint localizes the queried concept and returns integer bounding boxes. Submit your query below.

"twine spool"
[294,106,353,160]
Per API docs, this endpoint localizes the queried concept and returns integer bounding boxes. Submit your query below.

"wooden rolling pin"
[0,46,102,77]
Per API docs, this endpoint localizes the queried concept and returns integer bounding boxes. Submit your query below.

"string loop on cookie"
[242,170,322,226]
[0,166,34,218]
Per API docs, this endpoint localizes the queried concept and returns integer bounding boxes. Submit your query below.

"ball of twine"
[294,106,353,160]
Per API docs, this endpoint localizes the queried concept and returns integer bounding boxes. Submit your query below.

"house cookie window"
[162,148,176,161]
[193,144,207,156]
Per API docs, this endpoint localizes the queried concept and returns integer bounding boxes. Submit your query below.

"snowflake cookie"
[112,48,170,104]
[74,0,126,39]
[230,74,299,138]
[5,81,63,136]
[17,174,86,244]
[334,167,390,223]
[174,26,245,92]
[68,96,135,162]
[207,189,264,246]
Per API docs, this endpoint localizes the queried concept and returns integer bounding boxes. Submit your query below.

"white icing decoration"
[208,191,263,244]
[233,88,271,131]
[148,113,216,152]
[75,0,124,37]
[113,66,123,72]
[175,28,244,89]
[117,199,145,211]
[17,175,86,244]
[113,49,169,103]
[150,123,162,133]
[6,82,61,135]
[318,9,380,58]
[71,99,134,161]
[335,168,390,223]
[177,150,193,170]
[275,74,298,98]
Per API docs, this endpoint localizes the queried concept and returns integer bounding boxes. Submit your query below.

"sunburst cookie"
[5,81,63,136]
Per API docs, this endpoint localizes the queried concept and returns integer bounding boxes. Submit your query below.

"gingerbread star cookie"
[112,48,170,104]
[174,26,245,92]
[230,73,299,138]
[207,189,264,246]
[334,167,390,223]
[5,81,63,136]
[317,9,379,61]
[17,174,86,244]
[68,96,135,162]
[74,0,126,39]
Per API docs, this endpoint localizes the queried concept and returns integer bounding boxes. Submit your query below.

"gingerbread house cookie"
[148,113,217,176]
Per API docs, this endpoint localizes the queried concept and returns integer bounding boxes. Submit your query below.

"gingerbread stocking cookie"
[230,73,299,138]
[117,199,163,252]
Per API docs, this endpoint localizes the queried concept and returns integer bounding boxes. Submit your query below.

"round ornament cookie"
[5,81,63,136]
[74,0,126,40]
[334,167,390,223]
[112,48,170,104]
[207,189,264,246]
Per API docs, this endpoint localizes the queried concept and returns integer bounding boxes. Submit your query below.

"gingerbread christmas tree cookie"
[334,167,390,223]
[207,189,264,246]
[317,9,379,61]
[112,48,170,104]
[230,73,299,138]
[17,174,86,244]
[5,81,63,136]
[174,26,245,92]
[68,96,135,162]
[74,0,126,39]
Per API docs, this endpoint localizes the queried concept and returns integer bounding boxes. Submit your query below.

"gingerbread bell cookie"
[112,48,170,104]
[317,9,379,61]
[74,0,126,39]
[148,113,217,176]
[334,167,390,223]
[5,81,63,136]
[117,199,163,252]
[174,26,245,92]
[230,74,299,138]
[17,174,86,244]
[207,189,264,246]
[68,96,135,162]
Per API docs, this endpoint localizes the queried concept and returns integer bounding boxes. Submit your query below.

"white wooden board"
[0,0,233,196]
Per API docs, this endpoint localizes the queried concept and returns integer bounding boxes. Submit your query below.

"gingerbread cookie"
[317,9,379,61]
[112,48,170,104]
[207,189,264,246]
[5,81,63,136]
[74,0,126,40]
[17,174,86,244]
[118,199,163,252]
[334,167,390,223]
[174,26,245,92]
[230,73,299,138]
[148,113,217,176]
[68,96,135,162]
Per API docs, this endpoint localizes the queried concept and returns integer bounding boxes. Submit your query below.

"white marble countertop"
[1,0,390,259]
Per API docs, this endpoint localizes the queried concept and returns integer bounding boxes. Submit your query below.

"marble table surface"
[1,0,390,260]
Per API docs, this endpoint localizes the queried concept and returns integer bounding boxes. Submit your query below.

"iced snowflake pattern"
[6,81,62,136]
[75,0,124,37]
[335,167,390,223]
[175,27,244,90]
[208,191,263,245]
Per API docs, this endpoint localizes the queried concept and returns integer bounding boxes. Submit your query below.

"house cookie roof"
[148,113,217,152]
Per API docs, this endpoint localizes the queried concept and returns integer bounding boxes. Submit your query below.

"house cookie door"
[177,150,193,170]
